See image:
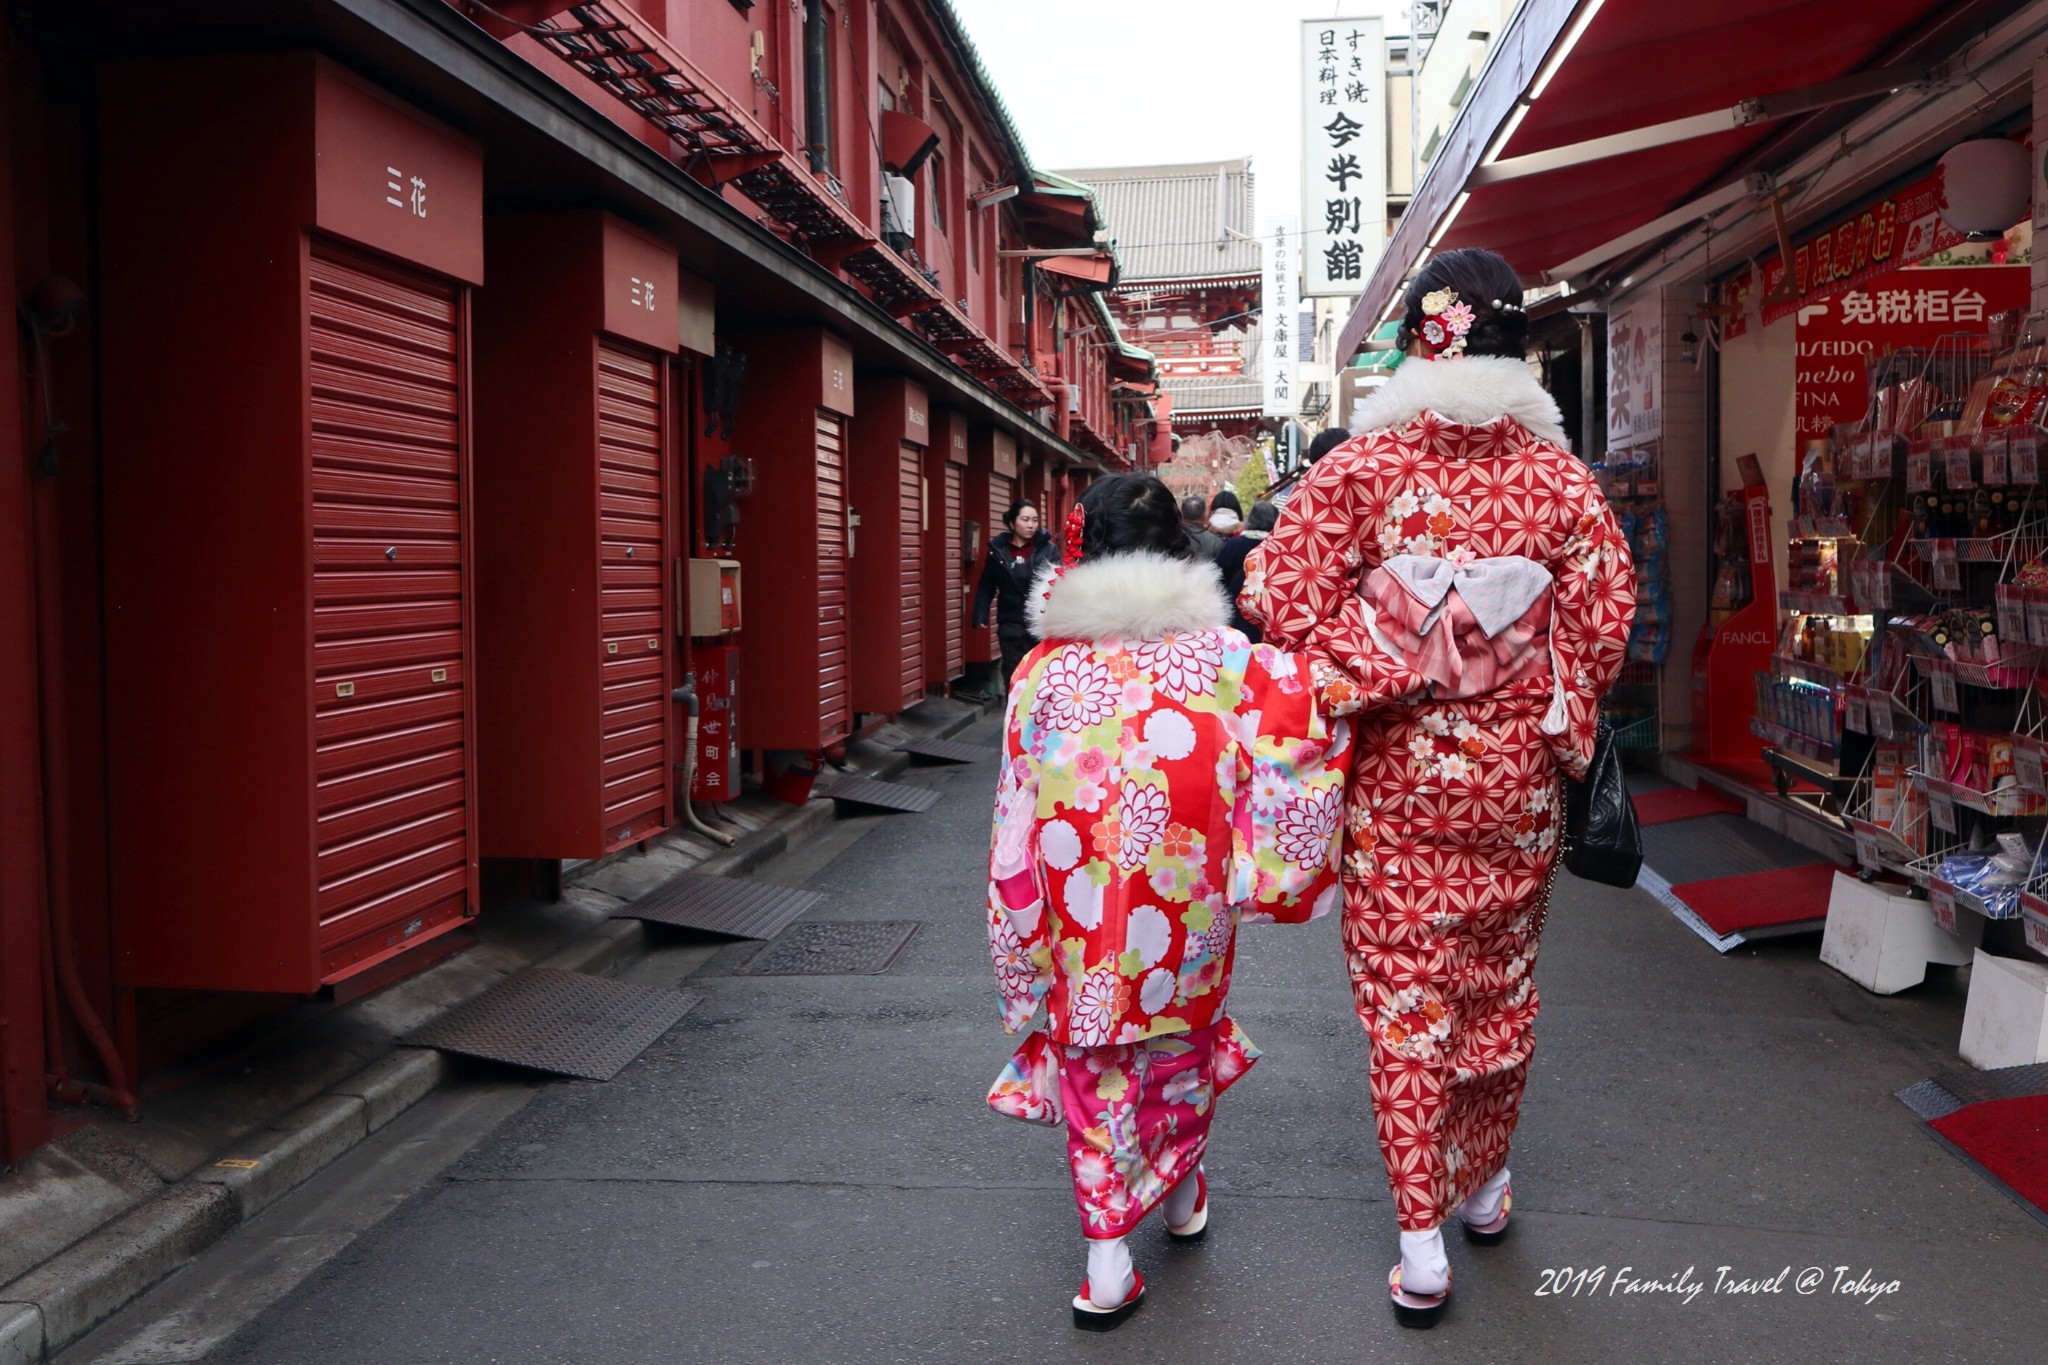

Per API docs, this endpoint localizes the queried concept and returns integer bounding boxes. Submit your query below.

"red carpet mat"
[1929,1095,2048,1224]
[1635,786,1746,826]
[1666,862,1838,936]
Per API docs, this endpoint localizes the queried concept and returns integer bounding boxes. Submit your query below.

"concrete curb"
[0,697,997,1361]
[0,1305,42,1365]
[0,1183,235,1355]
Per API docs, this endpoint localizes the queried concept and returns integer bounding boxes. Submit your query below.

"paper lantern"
[1937,139,2029,236]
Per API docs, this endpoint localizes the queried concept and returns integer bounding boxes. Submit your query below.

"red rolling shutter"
[816,411,852,742]
[308,246,473,964]
[596,342,671,848]
[897,444,925,706]
[943,463,964,680]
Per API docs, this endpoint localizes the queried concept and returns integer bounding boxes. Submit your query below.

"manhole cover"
[404,969,701,1081]
[732,921,921,976]
[612,871,821,939]
[896,737,996,765]
[817,777,941,813]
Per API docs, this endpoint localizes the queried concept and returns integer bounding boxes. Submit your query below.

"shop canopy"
[1337,0,2030,360]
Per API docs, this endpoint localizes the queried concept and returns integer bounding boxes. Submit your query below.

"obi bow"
[1361,554,1556,704]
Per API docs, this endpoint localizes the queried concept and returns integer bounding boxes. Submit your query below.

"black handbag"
[1560,721,1643,888]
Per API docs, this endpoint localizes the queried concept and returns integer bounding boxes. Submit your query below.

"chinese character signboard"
[1723,157,2022,337]
[1794,265,2030,437]
[1302,18,1386,298]
[1606,295,1661,448]
[1262,216,1300,418]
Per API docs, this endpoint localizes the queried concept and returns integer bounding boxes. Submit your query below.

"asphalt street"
[62,716,2048,1363]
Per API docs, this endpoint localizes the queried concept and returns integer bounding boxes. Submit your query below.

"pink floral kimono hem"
[988,1017,1259,1238]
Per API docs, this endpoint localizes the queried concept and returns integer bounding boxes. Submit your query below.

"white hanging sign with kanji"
[1301,17,1386,298]
[1261,217,1300,418]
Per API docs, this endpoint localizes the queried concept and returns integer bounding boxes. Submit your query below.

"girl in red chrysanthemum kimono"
[1242,248,1635,1329]
[983,474,1351,1331]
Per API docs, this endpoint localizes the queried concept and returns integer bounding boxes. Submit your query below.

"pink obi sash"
[1361,555,1563,725]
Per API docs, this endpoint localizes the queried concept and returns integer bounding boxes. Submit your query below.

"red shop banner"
[1794,264,2031,440]
[1726,150,2024,339]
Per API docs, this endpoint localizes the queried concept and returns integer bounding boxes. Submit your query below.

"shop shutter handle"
[385,546,397,561]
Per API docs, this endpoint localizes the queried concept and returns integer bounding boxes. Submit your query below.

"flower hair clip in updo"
[1416,286,1526,360]
[1418,288,1476,360]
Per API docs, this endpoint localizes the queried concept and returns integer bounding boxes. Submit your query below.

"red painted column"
[0,16,52,1162]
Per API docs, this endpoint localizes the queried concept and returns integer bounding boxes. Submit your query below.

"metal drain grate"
[404,969,701,1081]
[896,737,996,765]
[611,871,821,939]
[817,776,942,813]
[731,921,920,976]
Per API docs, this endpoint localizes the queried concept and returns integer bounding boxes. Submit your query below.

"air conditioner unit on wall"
[881,174,916,251]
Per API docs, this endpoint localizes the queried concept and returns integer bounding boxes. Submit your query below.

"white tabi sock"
[1399,1228,1449,1296]
[1457,1166,1511,1226]
[1161,1163,1203,1226]
[1086,1236,1135,1307]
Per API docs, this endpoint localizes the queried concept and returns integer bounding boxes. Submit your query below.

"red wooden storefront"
[97,53,485,993]
[849,376,930,715]
[733,328,857,749]
[473,210,683,858]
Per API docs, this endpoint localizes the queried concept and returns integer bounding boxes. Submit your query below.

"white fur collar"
[1350,355,1568,448]
[1028,551,1229,642]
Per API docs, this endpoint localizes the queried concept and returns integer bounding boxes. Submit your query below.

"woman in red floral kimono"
[984,474,1349,1331]
[1242,249,1635,1327]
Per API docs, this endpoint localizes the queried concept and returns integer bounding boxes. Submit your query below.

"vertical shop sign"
[1606,295,1661,447]
[1794,265,2030,438]
[1302,17,1385,297]
[1263,217,1299,417]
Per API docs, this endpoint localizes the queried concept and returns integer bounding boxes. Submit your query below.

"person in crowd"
[1207,488,1244,540]
[1306,426,1353,465]
[983,474,1350,1331]
[1180,494,1222,560]
[972,499,1059,692]
[1239,248,1635,1329]
[1216,500,1277,641]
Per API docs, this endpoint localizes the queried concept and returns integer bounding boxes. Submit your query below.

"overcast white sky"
[950,0,1406,239]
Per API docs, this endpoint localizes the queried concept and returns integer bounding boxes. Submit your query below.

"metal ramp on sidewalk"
[816,776,942,813]
[894,736,996,765]
[403,969,700,1081]
[610,870,822,940]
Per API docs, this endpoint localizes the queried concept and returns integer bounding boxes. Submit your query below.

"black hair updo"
[1077,474,1193,562]
[1394,247,1529,360]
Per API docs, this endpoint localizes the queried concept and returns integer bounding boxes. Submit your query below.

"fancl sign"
[1302,17,1387,298]
[1262,217,1300,418]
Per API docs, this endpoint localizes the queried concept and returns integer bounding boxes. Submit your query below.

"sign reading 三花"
[1262,216,1299,418]
[1302,17,1386,298]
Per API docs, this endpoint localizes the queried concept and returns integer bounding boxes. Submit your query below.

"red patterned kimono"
[1243,356,1635,1233]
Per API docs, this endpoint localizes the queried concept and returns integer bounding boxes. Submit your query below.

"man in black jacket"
[1180,495,1222,560]
[1216,500,1277,641]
